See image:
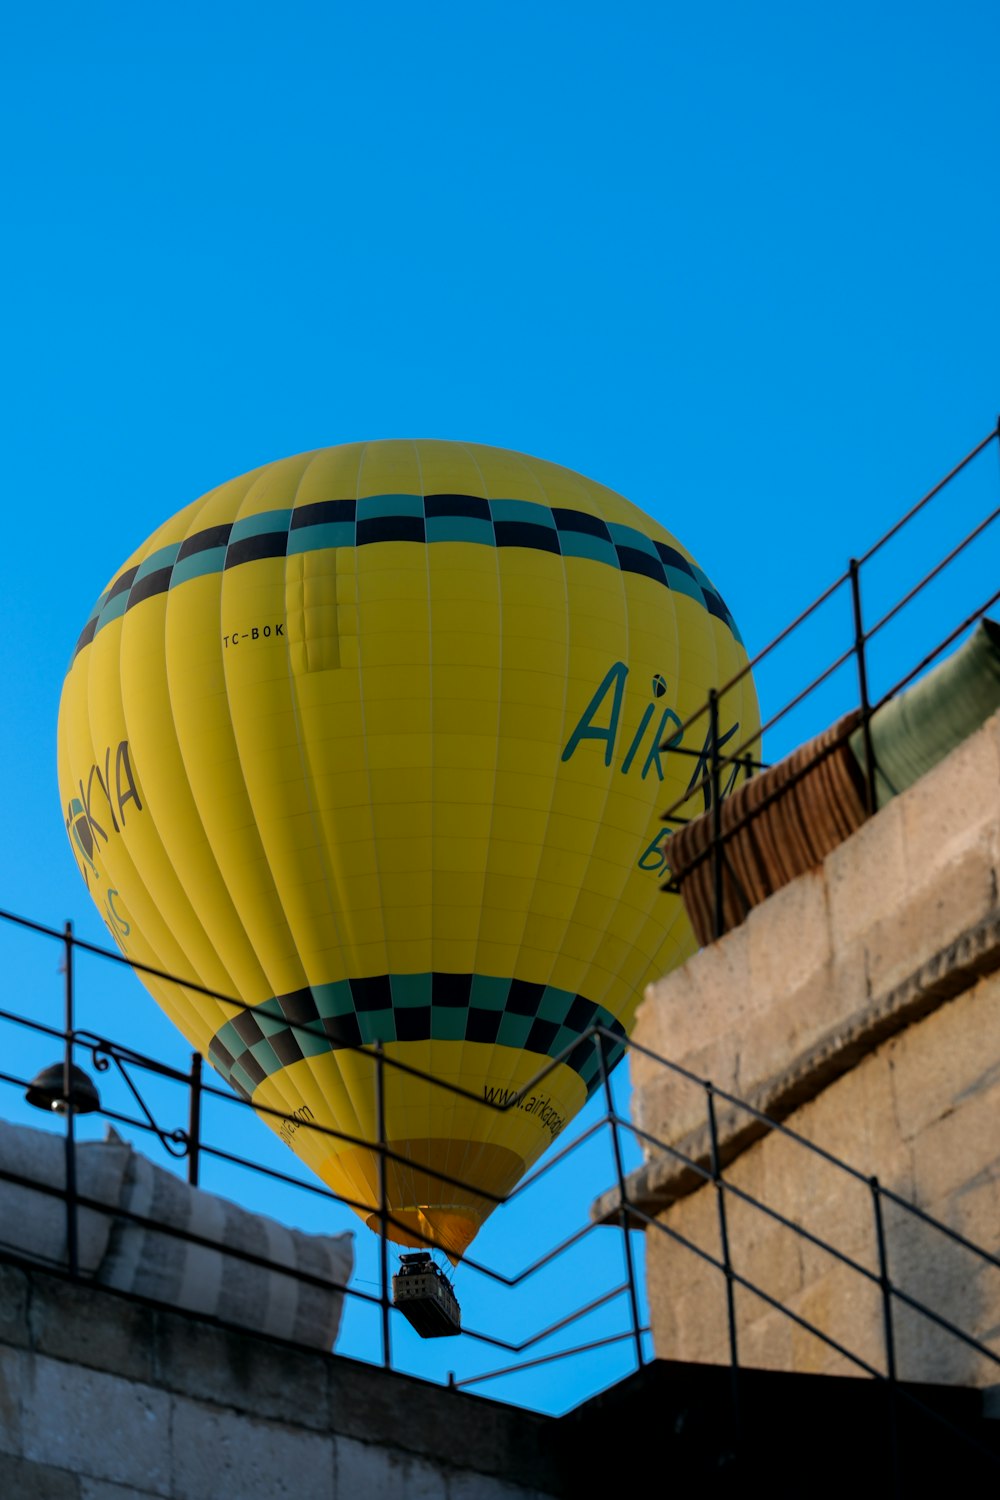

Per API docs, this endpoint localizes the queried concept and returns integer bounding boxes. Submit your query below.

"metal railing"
[658,419,1000,937]
[0,424,997,1472]
[0,910,998,1468]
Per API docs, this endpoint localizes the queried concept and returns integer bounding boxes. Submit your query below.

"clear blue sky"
[1,1,998,1411]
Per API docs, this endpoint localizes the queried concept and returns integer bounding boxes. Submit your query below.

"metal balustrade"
[0,423,998,1483]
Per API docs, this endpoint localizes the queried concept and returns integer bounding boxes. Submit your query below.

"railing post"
[374,1040,392,1369]
[187,1052,202,1187]
[707,1083,740,1437]
[870,1177,897,1382]
[849,558,879,817]
[870,1176,900,1493]
[596,1030,645,1371]
[708,688,724,939]
[63,920,79,1279]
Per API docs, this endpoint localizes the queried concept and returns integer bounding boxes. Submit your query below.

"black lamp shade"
[25,1062,101,1115]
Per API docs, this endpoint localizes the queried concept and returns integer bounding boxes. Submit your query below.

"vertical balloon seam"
[166,476,281,1009]
[229,455,366,1156]
[504,448,579,1063]
[510,454,592,1199]
[162,473,277,1023]
[221,457,317,996]
[113,523,237,1054]
[107,504,232,1046]
[587,479,645,1017]
[472,441,549,1204]
[187,463,306,1101]
[424,438,503,1230]
[268,450,368,1186]
[623,535,688,1035]
[570,483,696,1023]
[502,447,569,974]
[455,437,506,1168]
[407,435,434,1206]
[450,440,507,1213]
[467,448,566,1216]
[134,492,257,1020]
[80,563,219,1058]
[291,444,380,1198]
[544,470,635,1023]
[334,440,395,1187]
[281,447,371,1172]
[632,541,726,1001]
[411,439,445,1217]
[279,451,370,1183]
[534,459,617,1007]
[374,438,425,1218]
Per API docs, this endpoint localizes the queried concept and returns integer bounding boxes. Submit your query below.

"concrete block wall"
[625,708,1000,1384]
[645,971,1000,1382]
[0,1261,562,1499]
[630,709,1000,1162]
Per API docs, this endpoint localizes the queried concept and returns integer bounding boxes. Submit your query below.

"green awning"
[850,618,1000,809]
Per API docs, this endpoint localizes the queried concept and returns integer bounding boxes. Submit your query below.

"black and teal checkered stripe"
[208,972,627,1102]
[72,492,742,660]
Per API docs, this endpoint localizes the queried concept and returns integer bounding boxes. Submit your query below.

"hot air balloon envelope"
[58,441,759,1256]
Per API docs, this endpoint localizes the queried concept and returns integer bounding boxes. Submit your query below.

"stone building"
[596,706,1000,1387]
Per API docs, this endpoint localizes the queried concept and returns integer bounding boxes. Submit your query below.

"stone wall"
[6,1262,997,1497]
[607,708,1000,1384]
[0,1259,562,1499]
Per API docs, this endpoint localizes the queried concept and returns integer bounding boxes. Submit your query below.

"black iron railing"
[659,419,1000,935]
[0,911,998,1455]
[0,425,997,1474]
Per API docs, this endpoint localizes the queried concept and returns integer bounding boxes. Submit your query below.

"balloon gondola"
[58,440,758,1259]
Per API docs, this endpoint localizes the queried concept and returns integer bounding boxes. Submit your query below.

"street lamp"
[24,1062,101,1115]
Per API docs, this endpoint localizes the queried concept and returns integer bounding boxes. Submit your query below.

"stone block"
[731,941,867,1104]
[889,974,1000,1141]
[646,1191,733,1362]
[885,1201,999,1386]
[786,1260,884,1379]
[81,1481,163,1500]
[632,1043,729,1160]
[725,1192,804,1308]
[326,1360,555,1490]
[0,1451,79,1498]
[745,867,831,1007]
[448,1474,550,1499]
[898,715,1000,875]
[636,918,752,1063]
[0,1263,30,1350]
[171,1395,334,1500]
[910,1078,1000,1207]
[927,1166,1000,1261]
[825,795,907,953]
[645,1201,720,1326]
[154,1308,329,1431]
[736,1301,794,1371]
[0,1344,23,1457]
[335,1435,442,1499]
[808,935,871,1037]
[783,1042,896,1176]
[21,1357,170,1495]
[864,839,999,998]
[29,1278,155,1384]
[651,1274,730,1365]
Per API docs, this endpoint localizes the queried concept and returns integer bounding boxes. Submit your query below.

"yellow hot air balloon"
[57,440,759,1258]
